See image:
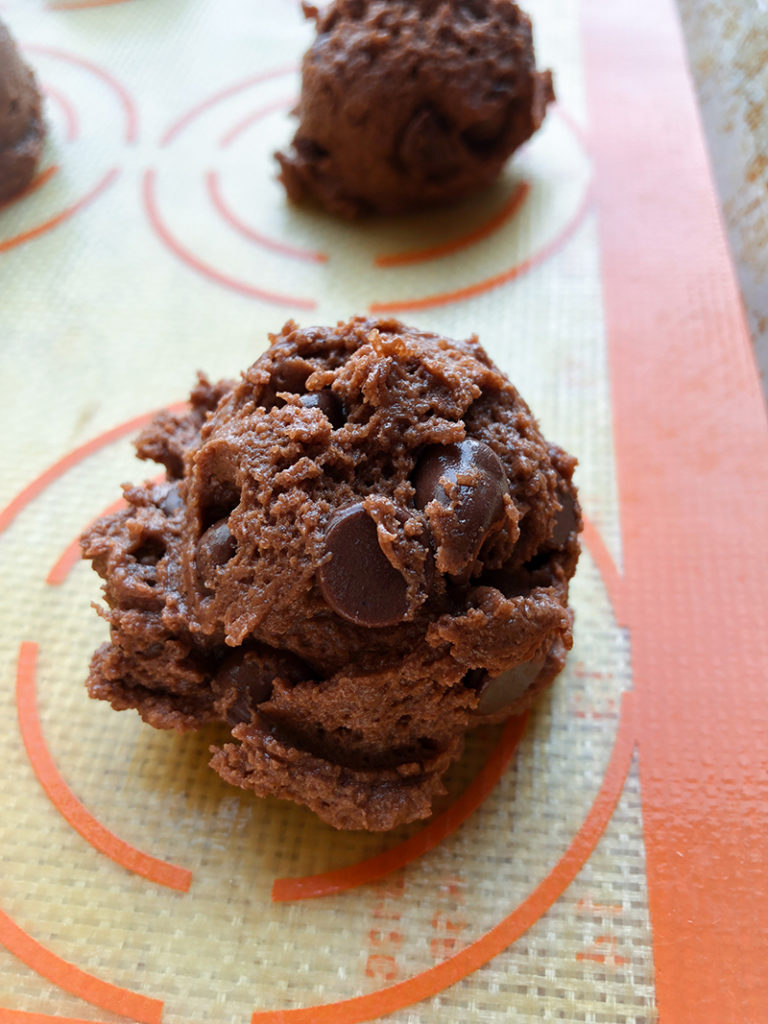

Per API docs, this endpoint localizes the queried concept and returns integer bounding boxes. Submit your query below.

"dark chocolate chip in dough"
[300,390,345,428]
[474,654,546,715]
[272,358,311,394]
[398,106,462,182]
[213,648,307,725]
[482,562,555,596]
[478,566,530,599]
[261,358,311,409]
[413,439,508,571]
[214,650,276,724]
[196,520,236,585]
[461,106,508,154]
[551,490,577,547]
[318,503,409,627]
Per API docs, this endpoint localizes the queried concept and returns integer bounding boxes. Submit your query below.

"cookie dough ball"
[276,0,554,217]
[82,318,580,830]
[0,19,45,202]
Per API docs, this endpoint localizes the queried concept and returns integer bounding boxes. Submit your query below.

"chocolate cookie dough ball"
[276,0,554,217]
[0,19,45,202]
[82,317,580,830]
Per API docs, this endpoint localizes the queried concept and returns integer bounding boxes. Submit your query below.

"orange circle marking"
[16,642,193,891]
[0,165,58,212]
[0,407,171,538]
[374,181,531,268]
[0,904,162,1024]
[0,166,119,254]
[144,168,317,309]
[273,711,529,902]
[252,690,636,1023]
[369,185,593,313]
[26,46,138,143]
[43,83,80,141]
[207,169,328,264]
[218,95,296,149]
[47,494,127,586]
[160,64,297,147]
[48,0,135,7]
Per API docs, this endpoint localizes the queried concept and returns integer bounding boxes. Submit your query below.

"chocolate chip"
[461,107,507,153]
[272,358,311,394]
[196,519,236,586]
[473,654,546,715]
[552,490,577,547]
[413,439,509,571]
[200,476,240,532]
[261,358,312,409]
[300,390,345,428]
[398,106,462,182]
[479,566,530,599]
[482,562,555,596]
[212,648,306,725]
[160,482,184,516]
[318,503,409,627]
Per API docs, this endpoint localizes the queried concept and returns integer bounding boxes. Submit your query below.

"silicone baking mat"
[1,1,766,1022]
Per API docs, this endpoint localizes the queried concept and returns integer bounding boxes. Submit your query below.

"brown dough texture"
[82,317,580,830]
[276,0,555,217]
[0,19,45,202]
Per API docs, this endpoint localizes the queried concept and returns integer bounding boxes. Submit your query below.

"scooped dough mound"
[0,19,45,202]
[276,0,554,217]
[82,317,580,830]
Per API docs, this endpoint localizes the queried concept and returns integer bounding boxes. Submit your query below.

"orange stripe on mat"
[253,691,636,1022]
[582,0,768,1019]
[16,642,192,892]
[0,906,162,1024]
[374,181,530,268]
[273,711,529,901]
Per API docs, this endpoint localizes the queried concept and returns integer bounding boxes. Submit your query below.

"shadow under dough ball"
[0,19,45,203]
[81,317,581,830]
[276,0,555,217]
